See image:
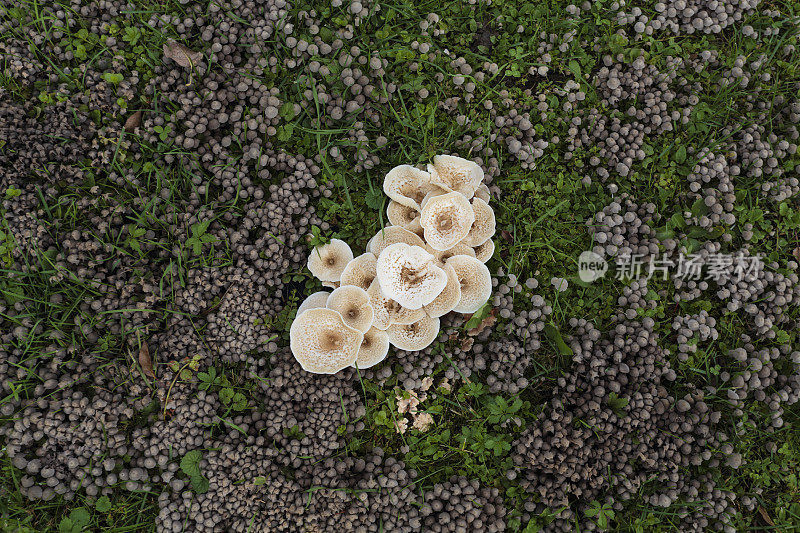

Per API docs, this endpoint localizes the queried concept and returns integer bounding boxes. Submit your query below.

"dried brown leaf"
[500,230,513,243]
[124,110,143,133]
[163,39,202,68]
[466,308,497,336]
[793,247,800,262]
[758,506,775,526]
[139,342,156,379]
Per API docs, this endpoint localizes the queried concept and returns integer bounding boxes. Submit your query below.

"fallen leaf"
[500,230,513,243]
[124,110,143,133]
[466,308,497,336]
[793,247,800,262]
[758,506,775,526]
[163,39,202,68]
[138,342,156,379]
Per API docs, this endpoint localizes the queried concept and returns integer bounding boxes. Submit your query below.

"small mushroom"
[475,183,491,203]
[367,279,425,329]
[290,308,363,374]
[427,155,484,199]
[352,327,390,369]
[419,191,475,251]
[307,239,354,282]
[386,201,419,227]
[297,291,330,316]
[447,255,492,313]
[462,197,496,247]
[383,165,438,210]
[340,253,377,290]
[473,239,495,263]
[326,285,374,333]
[386,315,440,351]
[423,262,462,318]
[368,226,426,257]
[376,243,448,310]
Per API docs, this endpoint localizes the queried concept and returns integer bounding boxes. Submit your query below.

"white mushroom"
[290,308,363,374]
[307,239,354,283]
[427,242,476,267]
[297,291,330,316]
[423,262,462,318]
[367,279,424,329]
[447,255,492,314]
[352,327,390,369]
[326,285,374,333]
[462,197,496,247]
[340,253,377,291]
[473,239,495,263]
[386,201,419,227]
[427,155,484,199]
[386,315,440,351]
[475,183,491,204]
[368,226,426,257]
[376,243,448,310]
[419,191,475,251]
[383,165,438,210]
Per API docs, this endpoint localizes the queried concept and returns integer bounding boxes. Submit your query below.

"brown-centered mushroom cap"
[473,238,495,263]
[376,243,448,310]
[428,242,477,267]
[419,191,475,251]
[290,308,363,374]
[340,253,377,291]
[326,285,374,333]
[423,262,462,318]
[383,165,438,211]
[447,254,492,314]
[427,155,484,199]
[462,197,496,247]
[297,291,330,316]
[386,315,441,351]
[352,327,390,369]
[307,238,354,283]
[368,226,426,258]
[367,279,425,330]
[386,201,419,227]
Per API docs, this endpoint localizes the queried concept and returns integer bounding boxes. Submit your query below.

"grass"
[2,0,800,531]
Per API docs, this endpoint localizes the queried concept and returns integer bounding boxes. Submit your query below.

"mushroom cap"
[322,281,340,289]
[386,315,441,351]
[367,279,425,329]
[462,197,496,247]
[383,165,438,210]
[290,308,363,374]
[473,238,495,263]
[423,262,462,318]
[307,239,354,282]
[475,183,491,204]
[419,191,475,251]
[368,226,426,257]
[326,285,374,333]
[428,242,476,267]
[297,291,330,316]
[405,218,425,240]
[340,253,377,291]
[386,201,419,227]
[447,255,492,314]
[376,243,448,310]
[419,188,448,211]
[427,155,484,198]
[352,327,390,369]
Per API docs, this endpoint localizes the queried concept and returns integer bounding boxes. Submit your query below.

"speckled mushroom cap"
[367,279,425,330]
[376,242,448,310]
[473,238,495,263]
[383,164,438,211]
[386,200,420,227]
[429,242,476,266]
[297,291,330,316]
[423,262,462,318]
[368,226,426,257]
[352,327,390,369]
[427,155,484,199]
[447,254,492,314]
[420,191,476,251]
[307,239,354,283]
[290,308,363,374]
[386,315,441,351]
[326,285,374,333]
[475,183,491,203]
[462,197,496,247]
[340,252,377,291]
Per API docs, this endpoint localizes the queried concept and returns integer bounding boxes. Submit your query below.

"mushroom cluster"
[291,155,495,374]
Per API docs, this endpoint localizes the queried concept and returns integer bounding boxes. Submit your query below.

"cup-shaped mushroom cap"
[423,262,462,318]
[376,243,448,310]
[367,279,425,329]
[419,188,448,211]
[447,255,492,314]
[307,239,354,282]
[428,242,476,267]
[405,218,425,240]
[297,291,330,316]
[383,165,437,211]
[386,315,440,351]
[462,197,496,247]
[290,308,363,374]
[475,183,491,204]
[420,191,475,251]
[326,285,374,333]
[352,327,390,369]
[474,238,495,263]
[322,281,340,289]
[368,226,426,257]
[427,155,484,199]
[340,253,377,291]
[387,201,419,227]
